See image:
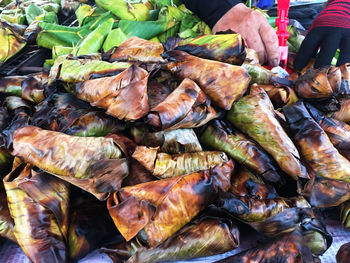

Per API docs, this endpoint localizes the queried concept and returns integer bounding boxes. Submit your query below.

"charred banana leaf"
[306,103,350,160]
[228,91,308,180]
[3,164,67,263]
[330,98,350,123]
[336,242,350,263]
[0,22,26,66]
[131,127,202,154]
[126,216,239,263]
[122,159,156,187]
[12,126,128,200]
[107,161,234,247]
[251,84,298,109]
[284,101,350,183]
[132,146,228,179]
[32,93,124,136]
[0,180,15,242]
[304,176,350,207]
[146,78,217,131]
[340,200,350,230]
[175,34,246,65]
[75,65,149,121]
[0,148,13,176]
[68,189,121,262]
[108,36,165,63]
[295,66,342,99]
[163,50,250,110]
[216,230,317,263]
[49,55,131,84]
[200,120,280,183]
[147,79,173,109]
[153,151,229,179]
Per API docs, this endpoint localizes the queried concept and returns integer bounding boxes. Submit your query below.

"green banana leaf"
[119,19,176,39]
[103,28,128,52]
[95,0,150,21]
[149,0,183,8]
[49,55,130,84]
[0,9,26,24]
[25,4,43,24]
[76,18,114,56]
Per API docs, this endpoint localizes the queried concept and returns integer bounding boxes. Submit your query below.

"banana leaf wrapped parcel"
[12,126,128,200]
[228,91,308,180]
[107,161,234,247]
[121,215,239,263]
[199,120,280,183]
[163,50,251,110]
[330,98,350,123]
[306,103,350,160]
[0,179,15,242]
[340,200,350,230]
[294,65,342,99]
[146,78,217,130]
[131,127,202,154]
[216,230,317,263]
[32,93,124,136]
[0,72,49,104]
[4,163,69,263]
[0,22,26,66]
[75,64,149,121]
[108,36,166,63]
[304,176,350,207]
[283,101,350,183]
[174,34,246,65]
[132,145,228,179]
[48,55,131,84]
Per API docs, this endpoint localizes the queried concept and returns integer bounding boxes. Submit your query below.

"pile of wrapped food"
[1,1,350,263]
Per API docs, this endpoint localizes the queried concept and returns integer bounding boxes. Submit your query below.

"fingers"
[337,35,350,66]
[259,19,280,67]
[294,28,323,70]
[314,34,341,68]
[244,29,267,65]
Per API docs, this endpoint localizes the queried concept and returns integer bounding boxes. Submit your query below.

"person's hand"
[212,3,280,67]
[294,0,350,70]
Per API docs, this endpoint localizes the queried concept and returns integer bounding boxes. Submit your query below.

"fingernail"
[271,58,279,67]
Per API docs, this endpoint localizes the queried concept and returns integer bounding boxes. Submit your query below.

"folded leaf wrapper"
[125,216,240,263]
[330,98,350,123]
[304,176,350,207]
[107,161,234,247]
[306,103,350,160]
[200,120,280,183]
[228,91,308,180]
[284,101,350,183]
[32,93,124,136]
[294,66,342,99]
[216,230,317,263]
[0,180,15,242]
[152,151,229,179]
[49,55,131,84]
[0,22,26,66]
[108,36,165,63]
[3,164,68,263]
[163,50,250,110]
[146,78,217,131]
[131,127,202,154]
[175,34,246,65]
[12,126,128,200]
[75,64,149,121]
[340,200,350,230]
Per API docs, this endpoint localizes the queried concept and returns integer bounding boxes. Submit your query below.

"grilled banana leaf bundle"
[107,161,234,247]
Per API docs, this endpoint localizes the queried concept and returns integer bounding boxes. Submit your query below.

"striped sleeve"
[183,0,242,28]
[310,0,350,29]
